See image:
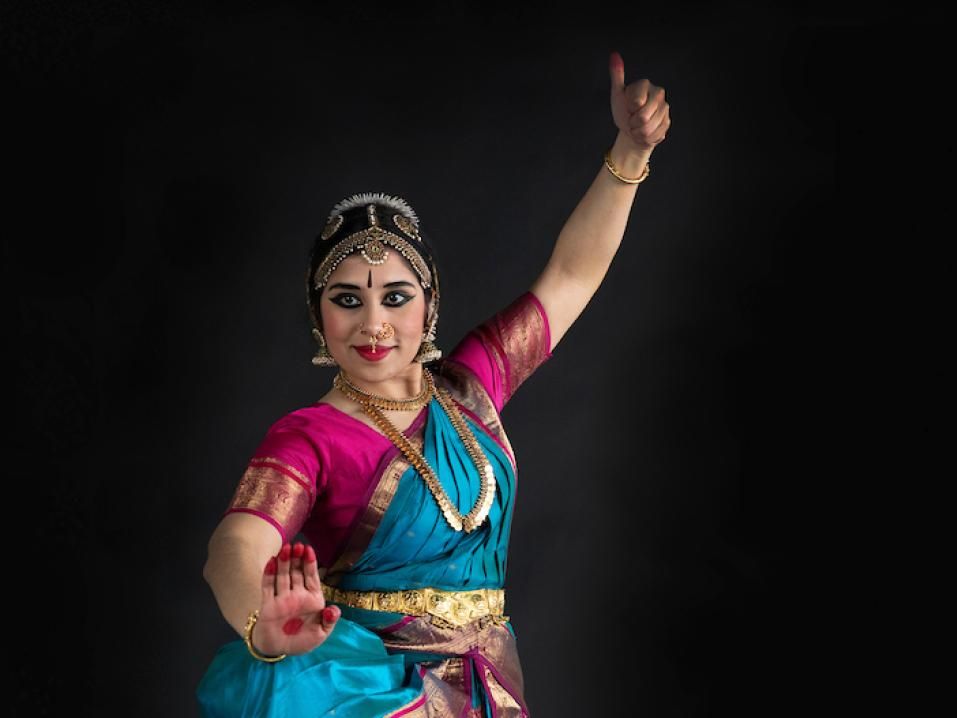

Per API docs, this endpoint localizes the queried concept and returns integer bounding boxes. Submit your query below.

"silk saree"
[198,292,552,717]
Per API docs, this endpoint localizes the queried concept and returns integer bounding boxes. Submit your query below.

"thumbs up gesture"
[609,51,671,152]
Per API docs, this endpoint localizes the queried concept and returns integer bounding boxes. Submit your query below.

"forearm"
[203,531,275,636]
[548,130,653,292]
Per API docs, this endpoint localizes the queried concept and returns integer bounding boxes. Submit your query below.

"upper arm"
[530,262,598,352]
[223,411,324,544]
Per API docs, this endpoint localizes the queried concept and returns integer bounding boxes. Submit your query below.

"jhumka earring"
[414,315,442,364]
[414,289,442,363]
[414,334,443,364]
[311,329,338,367]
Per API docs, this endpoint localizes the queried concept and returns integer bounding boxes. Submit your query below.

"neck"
[340,364,425,401]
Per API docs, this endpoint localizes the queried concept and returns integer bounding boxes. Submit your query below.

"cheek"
[397,303,427,336]
[320,306,352,339]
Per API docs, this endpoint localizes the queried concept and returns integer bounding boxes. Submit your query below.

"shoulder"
[256,402,354,455]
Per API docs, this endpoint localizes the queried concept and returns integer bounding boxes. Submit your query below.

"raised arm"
[530,51,671,352]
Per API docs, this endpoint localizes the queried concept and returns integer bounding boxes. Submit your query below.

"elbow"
[202,541,217,587]
[202,529,232,587]
[202,554,214,586]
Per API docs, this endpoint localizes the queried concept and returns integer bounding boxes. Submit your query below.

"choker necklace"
[334,370,432,411]
[333,368,496,533]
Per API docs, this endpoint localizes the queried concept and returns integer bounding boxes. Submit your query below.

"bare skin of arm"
[531,53,671,351]
[203,513,341,655]
[203,513,282,635]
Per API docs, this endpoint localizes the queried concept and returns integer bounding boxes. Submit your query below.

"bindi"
[282,618,304,635]
[367,270,373,288]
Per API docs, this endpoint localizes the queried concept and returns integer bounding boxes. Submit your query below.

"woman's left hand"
[609,51,671,151]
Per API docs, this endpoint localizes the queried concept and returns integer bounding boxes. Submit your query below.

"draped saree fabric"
[198,292,552,717]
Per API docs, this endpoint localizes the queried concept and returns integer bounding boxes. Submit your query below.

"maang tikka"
[307,192,443,366]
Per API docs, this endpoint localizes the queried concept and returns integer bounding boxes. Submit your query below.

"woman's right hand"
[249,542,342,657]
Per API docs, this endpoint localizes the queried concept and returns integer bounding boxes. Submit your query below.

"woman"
[198,52,670,717]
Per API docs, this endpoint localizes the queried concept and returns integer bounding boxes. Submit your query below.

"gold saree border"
[436,360,516,470]
[383,686,429,717]
[323,432,422,585]
[487,293,550,405]
[378,616,528,716]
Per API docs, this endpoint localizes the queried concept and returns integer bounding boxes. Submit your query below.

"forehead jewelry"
[313,198,433,291]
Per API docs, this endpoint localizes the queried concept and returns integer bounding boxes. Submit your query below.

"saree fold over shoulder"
[198,292,552,717]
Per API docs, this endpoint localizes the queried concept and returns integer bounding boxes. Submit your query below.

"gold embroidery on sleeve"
[496,298,549,403]
[228,461,314,536]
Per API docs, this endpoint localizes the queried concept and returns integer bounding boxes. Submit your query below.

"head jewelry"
[306,192,442,363]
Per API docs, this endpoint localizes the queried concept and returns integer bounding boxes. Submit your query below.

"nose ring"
[363,322,395,354]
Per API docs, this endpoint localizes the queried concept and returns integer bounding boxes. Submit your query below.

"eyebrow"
[327,281,417,291]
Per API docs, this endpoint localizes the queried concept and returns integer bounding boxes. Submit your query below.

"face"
[319,251,428,383]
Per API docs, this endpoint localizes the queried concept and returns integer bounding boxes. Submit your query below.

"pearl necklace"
[333,369,496,533]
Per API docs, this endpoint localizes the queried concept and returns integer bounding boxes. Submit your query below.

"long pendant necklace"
[333,369,497,533]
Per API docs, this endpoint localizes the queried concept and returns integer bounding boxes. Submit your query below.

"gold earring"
[311,329,337,367]
[414,330,442,363]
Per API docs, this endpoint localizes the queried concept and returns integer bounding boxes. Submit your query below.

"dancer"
[199,51,670,716]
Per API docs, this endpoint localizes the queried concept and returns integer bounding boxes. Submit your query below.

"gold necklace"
[334,370,432,411]
[335,369,497,533]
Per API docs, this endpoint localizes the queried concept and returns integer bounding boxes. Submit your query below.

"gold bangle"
[243,610,287,663]
[603,149,650,184]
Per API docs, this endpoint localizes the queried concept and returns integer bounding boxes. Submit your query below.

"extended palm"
[251,543,341,657]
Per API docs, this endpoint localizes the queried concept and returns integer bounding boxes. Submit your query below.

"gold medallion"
[394,213,420,241]
[361,238,389,265]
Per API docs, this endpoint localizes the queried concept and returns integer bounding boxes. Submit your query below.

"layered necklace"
[333,369,496,533]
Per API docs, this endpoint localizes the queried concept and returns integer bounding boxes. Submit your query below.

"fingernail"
[305,545,317,563]
[292,543,304,558]
[264,557,278,575]
[322,607,337,623]
[279,544,291,561]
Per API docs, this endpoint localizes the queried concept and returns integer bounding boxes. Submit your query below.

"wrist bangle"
[243,610,287,663]
[603,149,650,184]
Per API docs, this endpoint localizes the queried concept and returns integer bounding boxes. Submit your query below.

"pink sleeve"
[225,411,323,542]
[445,291,553,413]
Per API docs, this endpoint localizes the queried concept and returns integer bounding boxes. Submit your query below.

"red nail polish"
[292,543,304,558]
[305,545,317,563]
[279,544,291,561]
[322,607,336,623]
[264,557,278,575]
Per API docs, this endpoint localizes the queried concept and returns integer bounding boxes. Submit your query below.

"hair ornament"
[321,214,344,241]
[329,192,419,225]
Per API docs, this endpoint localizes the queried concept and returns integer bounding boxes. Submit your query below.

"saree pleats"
[333,399,515,593]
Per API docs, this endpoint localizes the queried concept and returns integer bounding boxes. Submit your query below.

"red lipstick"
[353,345,394,362]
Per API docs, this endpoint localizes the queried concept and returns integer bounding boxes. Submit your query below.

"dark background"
[3,1,939,716]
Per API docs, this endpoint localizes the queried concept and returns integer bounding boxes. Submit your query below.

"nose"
[358,318,395,342]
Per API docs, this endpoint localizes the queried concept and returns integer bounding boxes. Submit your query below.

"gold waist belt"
[322,585,508,629]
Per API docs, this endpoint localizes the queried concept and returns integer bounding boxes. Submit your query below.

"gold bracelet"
[243,610,287,663]
[603,149,650,184]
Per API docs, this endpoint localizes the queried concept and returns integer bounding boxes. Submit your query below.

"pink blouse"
[225,291,553,568]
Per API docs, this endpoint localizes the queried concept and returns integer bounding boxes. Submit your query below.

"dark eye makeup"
[328,291,415,309]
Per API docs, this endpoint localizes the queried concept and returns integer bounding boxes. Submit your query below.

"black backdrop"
[4,2,938,716]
